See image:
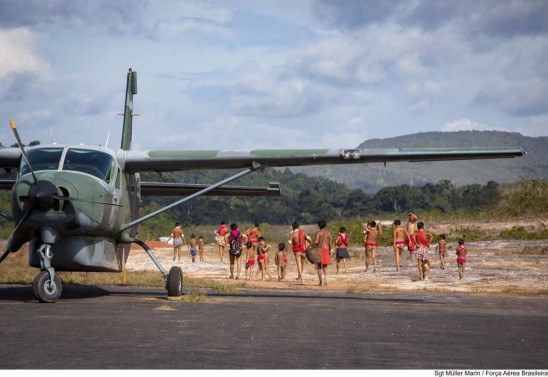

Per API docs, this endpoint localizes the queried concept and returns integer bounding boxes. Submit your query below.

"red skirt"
[321,248,331,265]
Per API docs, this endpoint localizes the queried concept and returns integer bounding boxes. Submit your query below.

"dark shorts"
[336,248,350,259]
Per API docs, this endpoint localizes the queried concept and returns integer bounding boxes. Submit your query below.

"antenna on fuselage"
[104,130,111,148]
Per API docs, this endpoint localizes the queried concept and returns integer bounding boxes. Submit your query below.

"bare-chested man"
[393,219,407,271]
[285,221,311,283]
[167,222,185,262]
[406,211,418,263]
[314,219,332,286]
[364,221,383,272]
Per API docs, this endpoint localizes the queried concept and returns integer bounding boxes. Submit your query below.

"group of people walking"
[390,211,468,280]
[213,220,340,285]
[167,211,469,286]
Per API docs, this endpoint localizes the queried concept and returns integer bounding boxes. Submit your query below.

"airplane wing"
[0,146,526,175]
[0,148,21,168]
[0,179,15,190]
[121,147,525,173]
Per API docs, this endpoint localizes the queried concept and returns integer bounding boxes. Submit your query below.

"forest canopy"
[140,169,511,226]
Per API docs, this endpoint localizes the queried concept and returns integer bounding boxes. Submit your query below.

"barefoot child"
[364,221,383,272]
[335,227,350,274]
[393,219,407,272]
[414,222,433,280]
[256,237,272,280]
[314,220,332,286]
[256,240,267,281]
[456,238,468,280]
[406,211,418,263]
[198,236,205,261]
[275,242,288,281]
[244,242,256,280]
[188,234,197,263]
[436,234,447,270]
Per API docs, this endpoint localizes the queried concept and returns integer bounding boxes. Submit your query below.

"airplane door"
[108,167,122,229]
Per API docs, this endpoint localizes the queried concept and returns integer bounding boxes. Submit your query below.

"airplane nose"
[28,181,57,210]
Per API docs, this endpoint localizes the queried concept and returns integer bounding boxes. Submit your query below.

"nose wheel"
[32,270,62,303]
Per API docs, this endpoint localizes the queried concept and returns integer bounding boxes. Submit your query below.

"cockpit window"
[63,149,115,183]
[20,148,64,176]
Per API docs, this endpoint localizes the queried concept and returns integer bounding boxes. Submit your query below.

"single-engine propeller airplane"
[0,69,525,302]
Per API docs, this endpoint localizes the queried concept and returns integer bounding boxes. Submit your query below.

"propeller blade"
[9,119,38,184]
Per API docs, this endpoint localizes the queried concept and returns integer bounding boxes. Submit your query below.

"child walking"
[244,242,256,281]
[188,234,197,263]
[198,236,205,261]
[436,234,447,270]
[335,227,350,274]
[275,242,288,281]
[414,222,433,280]
[456,238,468,280]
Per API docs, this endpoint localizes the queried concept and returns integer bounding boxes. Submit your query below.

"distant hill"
[292,131,547,193]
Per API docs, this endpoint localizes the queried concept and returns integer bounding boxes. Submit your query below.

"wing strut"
[119,162,262,234]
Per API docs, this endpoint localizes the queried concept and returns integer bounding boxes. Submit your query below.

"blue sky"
[0,0,547,151]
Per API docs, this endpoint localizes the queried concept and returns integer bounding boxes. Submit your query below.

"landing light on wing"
[340,149,361,160]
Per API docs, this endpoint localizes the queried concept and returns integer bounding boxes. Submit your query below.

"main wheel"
[32,270,62,303]
[166,266,183,297]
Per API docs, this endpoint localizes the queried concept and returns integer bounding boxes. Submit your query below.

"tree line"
[142,169,504,225]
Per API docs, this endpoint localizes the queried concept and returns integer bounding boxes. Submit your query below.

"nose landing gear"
[32,244,62,303]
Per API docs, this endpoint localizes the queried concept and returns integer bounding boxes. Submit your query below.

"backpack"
[229,231,242,256]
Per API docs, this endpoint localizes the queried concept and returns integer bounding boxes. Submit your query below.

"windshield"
[63,149,115,183]
[20,148,64,176]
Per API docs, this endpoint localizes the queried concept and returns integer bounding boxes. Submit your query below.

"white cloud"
[0,28,46,77]
[442,119,506,133]
[1,0,547,153]
[320,131,368,148]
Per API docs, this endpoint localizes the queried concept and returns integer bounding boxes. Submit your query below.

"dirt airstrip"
[127,219,548,296]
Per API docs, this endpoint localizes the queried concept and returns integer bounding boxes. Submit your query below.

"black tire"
[166,266,183,297]
[32,270,62,303]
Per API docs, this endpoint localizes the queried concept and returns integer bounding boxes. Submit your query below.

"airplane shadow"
[0,284,111,302]
[0,284,429,304]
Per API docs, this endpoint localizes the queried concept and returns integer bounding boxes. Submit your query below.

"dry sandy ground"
[126,223,548,296]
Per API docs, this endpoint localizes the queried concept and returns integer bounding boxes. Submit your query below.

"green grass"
[499,225,548,240]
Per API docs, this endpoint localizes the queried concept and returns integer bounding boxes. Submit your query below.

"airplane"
[0,69,525,303]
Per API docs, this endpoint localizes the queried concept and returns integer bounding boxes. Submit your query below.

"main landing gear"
[132,239,184,298]
[33,244,62,303]
[166,266,183,297]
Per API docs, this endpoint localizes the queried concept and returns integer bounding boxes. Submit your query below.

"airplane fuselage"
[11,145,141,272]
